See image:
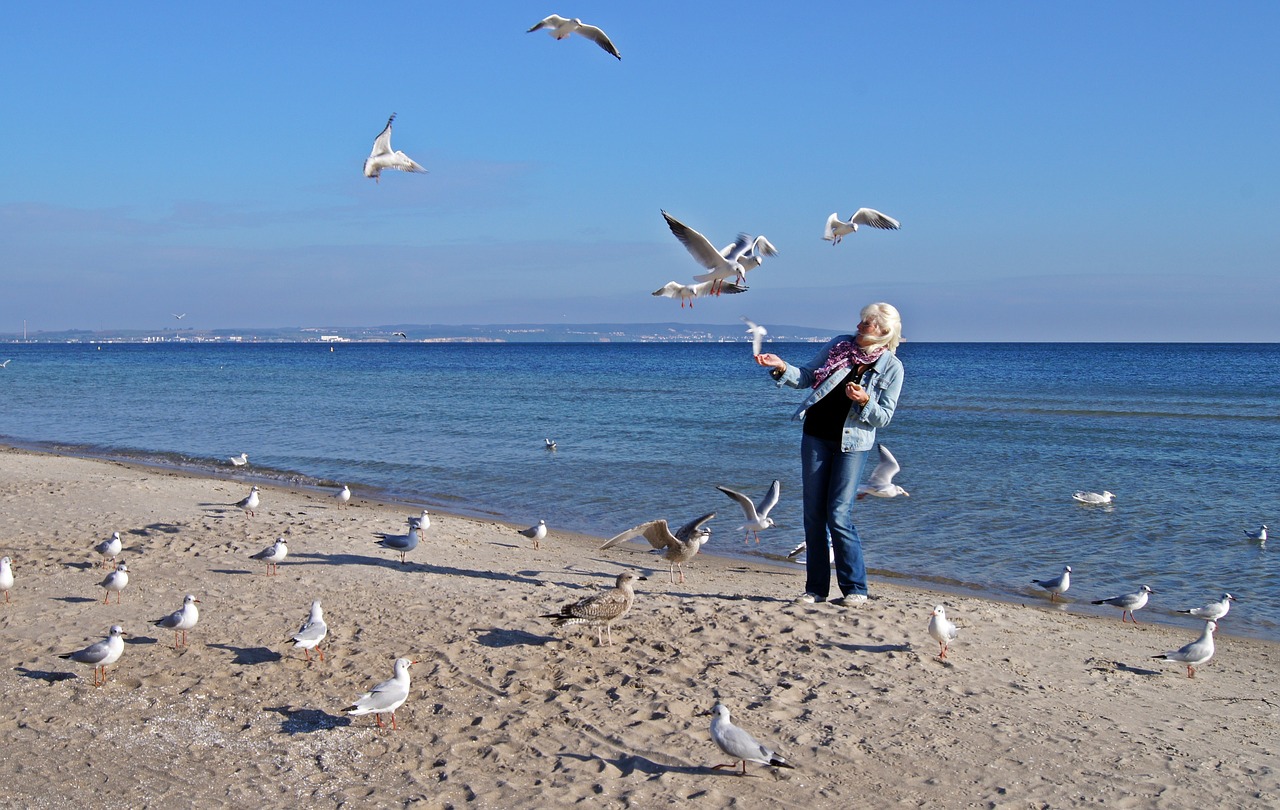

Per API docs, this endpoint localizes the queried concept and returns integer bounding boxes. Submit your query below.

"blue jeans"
[801,434,869,599]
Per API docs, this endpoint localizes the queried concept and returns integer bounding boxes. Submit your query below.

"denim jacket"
[772,335,904,452]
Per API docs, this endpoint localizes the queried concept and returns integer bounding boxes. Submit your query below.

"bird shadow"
[207,643,281,666]
[13,666,76,683]
[830,642,912,655]
[125,636,160,646]
[64,561,98,571]
[50,596,98,604]
[471,627,557,649]
[264,705,351,734]
[141,522,184,535]
[285,551,545,586]
[557,752,715,777]
[210,568,255,575]
[1087,659,1165,677]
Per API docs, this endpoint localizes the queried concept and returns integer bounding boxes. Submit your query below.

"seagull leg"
[938,642,947,659]
[390,712,398,731]
[1187,665,1195,678]
[317,645,324,662]
[375,714,385,729]
[102,591,109,604]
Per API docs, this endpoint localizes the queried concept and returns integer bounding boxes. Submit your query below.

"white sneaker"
[795,592,820,604]
[831,594,868,606]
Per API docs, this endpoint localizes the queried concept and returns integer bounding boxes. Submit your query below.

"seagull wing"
[576,23,621,59]
[652,281,685,298]
[866,444,901,488]
[848,207,900,230]
[527,14,566,33]
[673,511,716,542]
[369,114,396,159]
[663,211,734,272]
[757,479,782,519]
[716,485,760,522]
[600,519,675,550]
[823,213,843,241]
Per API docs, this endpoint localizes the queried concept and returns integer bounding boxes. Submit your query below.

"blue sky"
[2,2,1277,340]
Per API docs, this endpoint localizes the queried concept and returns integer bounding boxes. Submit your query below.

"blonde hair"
[859,302,903,352]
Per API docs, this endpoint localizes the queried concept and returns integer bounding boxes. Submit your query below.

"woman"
[754,302,904,605]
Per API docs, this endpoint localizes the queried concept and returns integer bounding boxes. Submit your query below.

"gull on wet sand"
[100,563,129,604]
[1032,565,1071,602]
[1153,620,1217,678]
[288,600,328,662]
[228,453,249,467]
[347,657,416,730]
[519,520,547,550]
[527,14,621,59]
[1073,490,1115,505]
[705,702,796,775]
[928,605,959,660]
[153,594,200,648]
[59,625,126,687]
[236,485,260,516]
[542,571,646,646]
[716,479,780,543]
[375,526,420,564]
[0,556,12,603]
[1092,584,1154,623]
[251,538,287,574]
[742,317,767,356]
[363,113,428,182]
[600,511,715,584]
[93,531,123,568]
[335,484,351,509]
[652,280,747,307]
[1177,592,1235,622]
[857,444,910,499]
[823,208,900,245]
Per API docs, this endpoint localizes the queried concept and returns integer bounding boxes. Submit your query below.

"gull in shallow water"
[544,438,558,451]
[527,14,621,59]
[153,594,200,648]
[541,571,646,646]
[1177,592,1235,622]
[228,453,249,467]
[705,702,796,775]
[1245,524,1268,543]
[363,113,427,182]
[928,605,959,660]
[600,511,715,584]
[93,531,123,569]
[334,484,351,509]
[652,279,747,308]
[59,625,126,687]
[346,657,416,730]
[519,519,547,550]
[1031,565,1071,602]
[662,210,752,295]
[0,556,13,603]
[716,479,781,543]
[288,600,328,662]
[236,485,260,516]
[251,538,287,575]
[99,563,129,604]
[375,526,420,564]
[1073,490,1115,505]
[742,317,767,356]
[823,208,901,245]
[1092,584,1154,623]
[857,444,910,499]
[1153,620,1217,678]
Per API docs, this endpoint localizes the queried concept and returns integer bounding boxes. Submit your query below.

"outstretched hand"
[755,353,785,371]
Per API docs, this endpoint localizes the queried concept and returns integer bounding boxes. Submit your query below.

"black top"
[802,367,858,440]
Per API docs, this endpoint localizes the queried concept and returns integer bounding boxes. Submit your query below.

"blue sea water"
[2,341,1278,639]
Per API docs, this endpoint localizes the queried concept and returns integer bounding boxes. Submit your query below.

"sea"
[2,341,1278,640]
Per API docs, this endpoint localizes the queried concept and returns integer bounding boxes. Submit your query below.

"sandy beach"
[0,445,1277,808]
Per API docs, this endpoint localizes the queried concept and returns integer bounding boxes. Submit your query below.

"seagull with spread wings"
[600,512,715,584]
[363,113,428,182]
[527,15,621,59]
[823,208,901,245]
[716,479,781,543]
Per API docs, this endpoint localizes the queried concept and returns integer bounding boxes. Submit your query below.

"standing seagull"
[1245,524,1268,543]
[1031,565,1071,602]
[857,444,910,499]
[375,526,420,564]
[928,605,959,660]
[1153,620,1217,678]
[363,113,428,182]
[541,571,646,646]
[288,600,328,662]
[1177,592,1236,622]
[236,485,260,517]
[228,452,249,467]
[0,556,13,603]
[704,703,796,775]
[600,512,715,584]
[1092,584,1154,623]
[153,594,200,648]
[99,562,129,604]
[716,479,781,543]
[527,14,621,59]
[407,509,431,531]
[59,625,127,687]
[519,519,547,550]
[93,531,123,569]
[742,317,767,356]
[251,538,288,575]
[346,657,416,730]
[652,279,747,307]
[1073,490,1116,505]
[662,211,752,296]
[823,209,901,245]
[334,484,352,509]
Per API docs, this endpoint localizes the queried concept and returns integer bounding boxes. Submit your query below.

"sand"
[0,445,1277,808]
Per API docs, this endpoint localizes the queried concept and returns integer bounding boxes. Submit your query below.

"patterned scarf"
[811,340,885,388]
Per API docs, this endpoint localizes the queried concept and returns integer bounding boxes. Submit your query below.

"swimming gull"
[705,702,796,775]
[541,571,646,646]
[527,14,621,59]
[652,279,747,307]
[99,562,129,604]
[236,485,260,516]
[928,605,959,660]
[662,211,752,295]
[251,538,288,575]
[1245,524,1268,543]
[545,438,558,451]
[335,484,351,509]
[1176,592,1235,622]
[375,526,420,564]
[228,452,249,467]
[153,594,200,648]
[742,317,767,356]
[600,511,715,584]
[519,519,547,550]
[288,600,328,662]
[363,113,428,182]
[857,444,910,499]
[1092,584,1154,623]
[93,531,123,568]
[0,556,12,603]
[346,657,416,730]
[1031,565,1071,602]
[1072,490,1115,505]
[822,208,901,245]
[1153,620,1217,678]
[716,479,781,543]
[59,625,126,687]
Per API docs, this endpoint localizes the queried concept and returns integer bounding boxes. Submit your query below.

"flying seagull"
[527,15,621,59]
[716,479,781,543]
[652,280,747,308]
[823,208,901,245]
[600,511,716,584]
[662,210,752,295]
[857,444,910,499]
[172,313,186,320]
[742,317,767,356]
[363,113,428,182]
